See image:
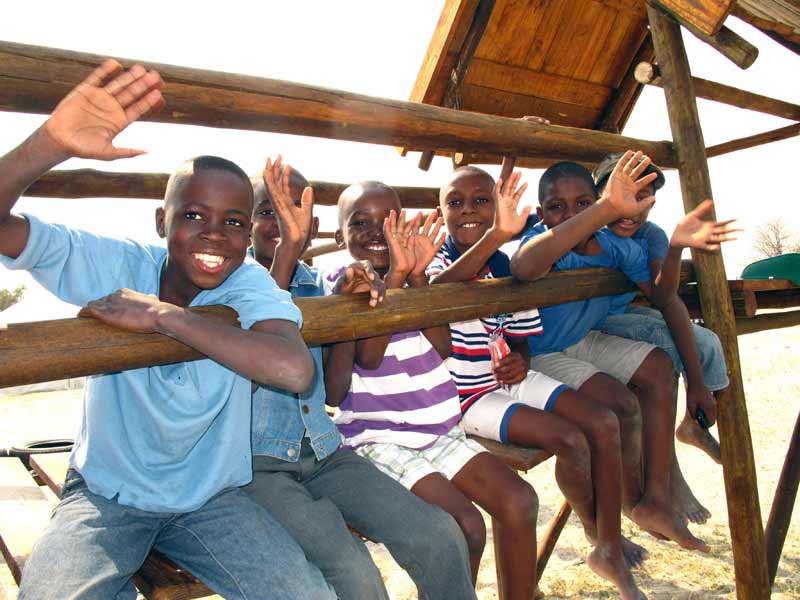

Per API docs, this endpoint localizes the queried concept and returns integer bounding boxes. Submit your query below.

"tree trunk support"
[647,5,770,598]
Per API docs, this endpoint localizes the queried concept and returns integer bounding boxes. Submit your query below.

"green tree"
[0,285,25,311]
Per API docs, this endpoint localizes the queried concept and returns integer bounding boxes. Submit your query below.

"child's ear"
[536,206,544,221]
[334,229,345,248]
[155,207,166,239]
[310,216,320,241]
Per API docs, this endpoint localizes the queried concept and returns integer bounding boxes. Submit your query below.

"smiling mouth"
[614,219,639,229]
[459,222,483,229]
[192,252,227,272]
[364,243,388,252]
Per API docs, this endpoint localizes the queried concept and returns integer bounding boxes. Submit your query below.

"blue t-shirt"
[517,223,650,355]
[607,221,670,314]
[1,214,302,512]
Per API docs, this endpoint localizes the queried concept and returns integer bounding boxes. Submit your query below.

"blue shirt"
[517,223,650,355]
[607,221,670,314]
[1,214,301,512]
[251,262,343,461]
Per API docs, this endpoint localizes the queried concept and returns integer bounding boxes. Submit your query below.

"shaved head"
[165,155,253,209]
[337,181,400,228]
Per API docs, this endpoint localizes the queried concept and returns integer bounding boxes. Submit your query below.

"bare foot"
[630,499,710,553]
[622,536,649,569]
[676,414,722,464]
[587,545,647,600]
[671,460,712,524]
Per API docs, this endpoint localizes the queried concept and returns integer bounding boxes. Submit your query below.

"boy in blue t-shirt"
[593,153,738,471]
[511,152,708,554]
[0,61,333,599]
[243,157,476,600]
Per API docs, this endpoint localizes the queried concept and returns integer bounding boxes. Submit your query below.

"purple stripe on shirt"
[353,342,443,378]
[343,380,460,413]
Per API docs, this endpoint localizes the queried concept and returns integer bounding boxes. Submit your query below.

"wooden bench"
[1,440,569,600]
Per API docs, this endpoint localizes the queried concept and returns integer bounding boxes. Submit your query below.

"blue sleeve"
[637,223,669,263]
[0,213,160,306]
[212,262,302,330]
[614,236,651,284]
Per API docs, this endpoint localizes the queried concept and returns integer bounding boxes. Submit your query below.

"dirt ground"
[1,324,798,599]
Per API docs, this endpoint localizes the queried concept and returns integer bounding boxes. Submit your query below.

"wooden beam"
[706,123,800,158]
[731,5,800,58]
[652,1,759,69]
[635,63,800,122]
[25,169,443,209]
[301,241,343,260]
[598,34,655,133]
[652,0,736,35]
[647,5,771,598]
[764,410,800,585]
[0,269,636,388]
[735,309,800,335]
[0,41,677,167]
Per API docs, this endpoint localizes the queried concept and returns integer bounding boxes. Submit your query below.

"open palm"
[672,200,740,251]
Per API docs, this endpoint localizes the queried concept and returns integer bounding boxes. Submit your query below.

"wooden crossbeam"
[0,269,637,388]
[706,123,800,158]
[598,35,655,134]
[24,169,442,208]
[634,63,800,122]
[0,41,676,167]
[652,0,736,35]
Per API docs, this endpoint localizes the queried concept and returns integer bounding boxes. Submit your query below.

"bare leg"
[411,472,486,583]
[629,350,709,553]
[579,373,643,514]
[671,456,712,524]
[676,408,722,464]
[452,452,538,600]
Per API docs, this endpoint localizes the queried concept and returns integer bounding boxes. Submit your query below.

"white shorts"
[531,330,656,390]
[459,370,570,443]
[354,425,487,490]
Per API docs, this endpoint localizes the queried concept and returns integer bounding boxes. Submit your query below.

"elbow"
[282,348,315,394]
[355,355,383,371]
[510,256,544,282]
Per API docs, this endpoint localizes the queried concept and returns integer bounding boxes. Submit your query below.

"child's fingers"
[429,217,443,242]
[103,64,147,97]
[634,171,658,191]
[301,186,314,212]
[83,59,124,88]
[433,231,447,252]
[688,199,714,219]
[629,152,651,180]
[637,194,656,211]
[123,87,164,124]
[108,146,148,160]
[513,181,528,202]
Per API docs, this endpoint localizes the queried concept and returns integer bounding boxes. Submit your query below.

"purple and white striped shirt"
[334,330,463,449]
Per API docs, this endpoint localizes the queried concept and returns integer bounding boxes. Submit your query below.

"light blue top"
[1,214,302,512]
[607,221,670,314]
[251,262,343,462]
[518,223,651,355]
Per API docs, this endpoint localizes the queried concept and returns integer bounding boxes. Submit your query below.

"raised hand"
[383,209,417,285]
[263,155,314,249]
[599,150,658,218]
[491,170,532,241]
[332,261,386,307]
[671,200,740,251]
[44,60,164,161]
[78,288,172,333]
[410,211,446,277]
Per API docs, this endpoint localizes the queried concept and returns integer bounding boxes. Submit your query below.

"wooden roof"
[734,0,800,51]
[404,0,798,164]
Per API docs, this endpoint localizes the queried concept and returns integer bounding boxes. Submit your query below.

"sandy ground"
[1,325,798,599]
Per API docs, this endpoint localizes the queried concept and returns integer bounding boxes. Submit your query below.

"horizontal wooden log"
[735,310,800,335]
[25,169,442,208]
[0,41,676,167]
[301,241,343,260]
[0,269,636,388]
[682,288,756,318]
[752,289,800,311]
[706,123,800,158]
[635,63,800,122]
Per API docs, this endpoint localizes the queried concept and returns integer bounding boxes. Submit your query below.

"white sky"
[1,1,799,319]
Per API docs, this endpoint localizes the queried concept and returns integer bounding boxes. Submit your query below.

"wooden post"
[764,411,800,585]
[647,5,770,598]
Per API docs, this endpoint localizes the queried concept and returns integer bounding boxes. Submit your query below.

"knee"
[496,480,539,529]
[554,428,591,470]
[637,348,675,386]
[612,388,641,423]
[590,407,621,450]
[453,505,487,557]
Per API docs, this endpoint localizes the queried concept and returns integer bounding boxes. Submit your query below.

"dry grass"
[1,326,798,599]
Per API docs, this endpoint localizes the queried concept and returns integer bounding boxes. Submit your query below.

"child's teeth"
[194,253,224,267]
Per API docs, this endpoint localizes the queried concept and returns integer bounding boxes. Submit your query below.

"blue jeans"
[18,470,334,600]
[602,305,730,391]
[245,439,476,600]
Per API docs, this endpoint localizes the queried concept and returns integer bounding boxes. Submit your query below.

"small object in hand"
[694,407,710,429]
[488,330,511,390]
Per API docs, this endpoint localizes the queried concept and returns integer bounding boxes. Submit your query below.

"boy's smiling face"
[440,170,495,253]
[335,187,400,273]
[156,168,253,306]
[538,176,596,230]
[607,183,655,238]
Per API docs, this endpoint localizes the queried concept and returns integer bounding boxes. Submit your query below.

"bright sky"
[1,1,799,319]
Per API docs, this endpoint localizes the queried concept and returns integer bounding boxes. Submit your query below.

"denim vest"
[251,263,343,461]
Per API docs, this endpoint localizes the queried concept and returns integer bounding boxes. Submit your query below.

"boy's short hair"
[166,155,253,205]
[337,181,399,227]
[593,152,665,195]
[452,165,495,185]
[538,161,596,204]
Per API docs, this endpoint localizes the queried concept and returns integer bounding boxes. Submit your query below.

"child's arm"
[262,156,315,290]
[0,61,163,259]
[494,336,531,387]
[430,172,530,284]
[511,150,657,281]
[78,287,314,393]
[408,211,451,358]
